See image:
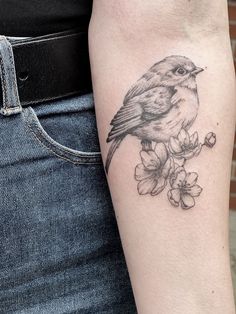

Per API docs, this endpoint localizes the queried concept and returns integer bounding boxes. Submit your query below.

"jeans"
[0,36,137,313]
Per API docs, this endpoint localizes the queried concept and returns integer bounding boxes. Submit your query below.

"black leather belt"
[3,29,92,106]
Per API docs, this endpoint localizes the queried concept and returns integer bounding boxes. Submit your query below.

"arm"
[89,1,236,313]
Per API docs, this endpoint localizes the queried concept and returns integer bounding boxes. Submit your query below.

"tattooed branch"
[105,55,216,210]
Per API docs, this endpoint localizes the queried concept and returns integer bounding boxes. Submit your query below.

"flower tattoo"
[169,129,202,160]
[135,143,174,196]
[168,167,202,210]
[105,55,216,210]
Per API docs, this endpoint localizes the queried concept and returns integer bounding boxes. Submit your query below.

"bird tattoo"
[105,55,204,174]
[105,55,217,210]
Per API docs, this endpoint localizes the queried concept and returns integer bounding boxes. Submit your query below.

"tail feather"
[105,137,124,174]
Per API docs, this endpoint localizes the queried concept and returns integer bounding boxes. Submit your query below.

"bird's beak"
[192,67,204,75]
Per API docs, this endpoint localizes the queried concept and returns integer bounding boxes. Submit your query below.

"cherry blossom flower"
[168,167,202,210]
[169,129,202,160]
[135,143,174,196]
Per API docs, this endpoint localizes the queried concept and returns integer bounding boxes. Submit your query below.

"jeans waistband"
[0,29,92,116]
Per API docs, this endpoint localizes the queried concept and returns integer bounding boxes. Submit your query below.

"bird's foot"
[141,140,152,151]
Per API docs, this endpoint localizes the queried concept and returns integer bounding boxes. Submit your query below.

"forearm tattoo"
[105,56,216,210]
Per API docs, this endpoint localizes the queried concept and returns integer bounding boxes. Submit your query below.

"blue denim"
[0,36,137,313]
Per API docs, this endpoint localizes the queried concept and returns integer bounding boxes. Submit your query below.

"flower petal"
[161,159,171,179]
[171,151,193,160]
[151,177,166,195]
[190,132,198,147]
[169,158,176,176]
[169,137,182,154]
[137,178,157,195]
[178,129,189,146]
[135,164,154,181]
[154,143,168,164]
[170,167,186,188]
[168,189,181,207]
[187,184,202,197]
[161,157,175,179]
[193,144,202,157]
[176,144,202,160]
[185,172,198,187]
[180,151,195,160]
[140,150,160,170]
[181,193,195,210]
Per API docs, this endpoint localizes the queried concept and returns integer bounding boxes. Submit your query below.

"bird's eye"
[175,67,187,76]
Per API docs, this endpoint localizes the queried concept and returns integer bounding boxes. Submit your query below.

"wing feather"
[107,86,175,142]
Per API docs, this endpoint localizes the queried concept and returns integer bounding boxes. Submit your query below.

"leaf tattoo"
[105,55,216,210]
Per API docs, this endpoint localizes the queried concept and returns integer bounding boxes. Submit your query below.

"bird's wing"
[107,101,143,142]
[141,86,175,117]
[123,70,161,104]
[107,86,175,142]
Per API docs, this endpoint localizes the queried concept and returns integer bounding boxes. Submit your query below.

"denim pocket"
[21,95,102,165]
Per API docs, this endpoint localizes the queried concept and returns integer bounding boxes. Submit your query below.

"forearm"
[89,1,236,313]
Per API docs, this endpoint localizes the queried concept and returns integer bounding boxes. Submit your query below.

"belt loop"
[0,36,22,116]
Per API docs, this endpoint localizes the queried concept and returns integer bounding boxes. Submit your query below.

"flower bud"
[204,132,216,148]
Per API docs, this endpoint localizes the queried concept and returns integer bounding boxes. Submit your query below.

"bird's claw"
[141,140,152,151]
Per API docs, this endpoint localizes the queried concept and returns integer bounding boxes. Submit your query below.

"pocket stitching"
[22,107,103,165]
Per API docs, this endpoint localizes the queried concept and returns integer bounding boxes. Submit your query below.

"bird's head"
[152,55,203,88]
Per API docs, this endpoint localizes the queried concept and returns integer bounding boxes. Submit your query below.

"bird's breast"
[133,87,199,142]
